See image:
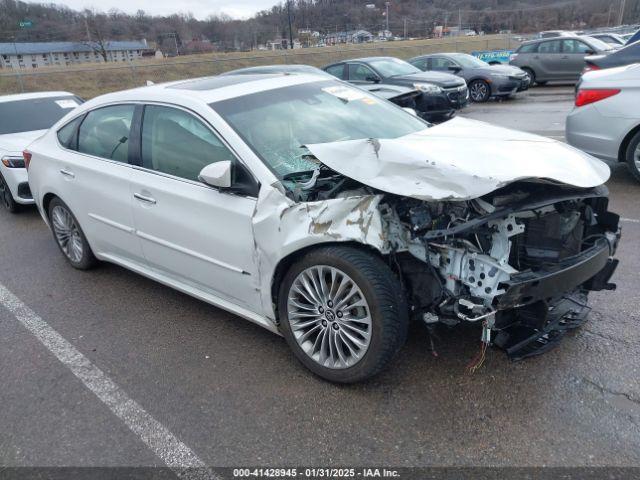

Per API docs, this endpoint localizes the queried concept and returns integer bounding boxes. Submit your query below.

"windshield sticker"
[55,99,79,109]
[322,86,367,102]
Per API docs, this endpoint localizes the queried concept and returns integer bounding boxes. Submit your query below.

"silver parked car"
[567,64,640,181]
[409,53,529,102]
[510,36,613,85]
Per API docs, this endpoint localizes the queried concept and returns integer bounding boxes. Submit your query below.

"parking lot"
[1,85,639,472]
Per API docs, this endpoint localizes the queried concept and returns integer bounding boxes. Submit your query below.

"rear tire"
[469,79,491,102]
[48,197,97,270]
[625,130,640,183]
[278,246,408,383]
[0,173,19,214]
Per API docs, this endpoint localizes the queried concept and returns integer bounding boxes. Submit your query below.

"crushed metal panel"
[305,117,610,201]
[251,184,387,321]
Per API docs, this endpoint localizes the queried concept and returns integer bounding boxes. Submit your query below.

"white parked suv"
[566,64,640,182]
[26,74,620,382]
[0,92,82,212]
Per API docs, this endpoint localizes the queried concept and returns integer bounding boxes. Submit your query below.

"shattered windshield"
[210,80,427,179]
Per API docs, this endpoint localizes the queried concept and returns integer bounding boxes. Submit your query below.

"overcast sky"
[48,0,278,20]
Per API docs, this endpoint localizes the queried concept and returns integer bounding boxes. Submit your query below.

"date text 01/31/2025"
[233,468,400,478]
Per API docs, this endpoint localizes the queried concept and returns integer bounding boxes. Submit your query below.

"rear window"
[0,96,82,135]
[517,43,538,53]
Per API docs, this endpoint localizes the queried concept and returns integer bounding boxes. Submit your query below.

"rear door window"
[537,40,561,53]
[517,43,538,53]
[348,64,377,81]
[325,64,345,79]
[410,58,428,70]
[430,57,457,71]
[57,116,84,150]
[561,39,592,53]
[77,105,135,162]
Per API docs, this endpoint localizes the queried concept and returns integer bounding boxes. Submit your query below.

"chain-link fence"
[0,35,516,99]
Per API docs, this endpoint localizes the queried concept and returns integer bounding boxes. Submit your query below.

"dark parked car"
[221,64,422,109]
[589,33,627,47]
[409,52,529,102]
[584,40,640,73]
[323,57,468,120]
[510,36,613,85]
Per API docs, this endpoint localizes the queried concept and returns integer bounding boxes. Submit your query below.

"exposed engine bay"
[278,165,620,361]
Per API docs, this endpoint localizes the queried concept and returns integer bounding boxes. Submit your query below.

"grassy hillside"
[0,35,515,99]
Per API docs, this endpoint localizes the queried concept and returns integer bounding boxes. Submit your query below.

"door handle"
[134,193,157,204]
[59,169,75,178]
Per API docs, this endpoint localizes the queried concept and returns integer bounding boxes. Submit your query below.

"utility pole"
[607,4,613,27]
[458,8,462,36]
[385,2,390,34]
[403,17,407,39]
[12,36,24,93]
[286,0,294,49]
[171,33,179,56]
[618,0,627,25]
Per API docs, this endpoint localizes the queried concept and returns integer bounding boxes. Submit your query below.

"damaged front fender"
[251,184,390,322]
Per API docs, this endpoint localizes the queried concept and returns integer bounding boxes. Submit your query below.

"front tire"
[278,246,408,383]
[522,68,536,86]
[469,79,491,102]
[0,173,19,213]
[625,130,640,183]
[48,197,97,270]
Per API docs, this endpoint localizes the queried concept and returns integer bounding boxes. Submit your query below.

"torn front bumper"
[496,236,618,310]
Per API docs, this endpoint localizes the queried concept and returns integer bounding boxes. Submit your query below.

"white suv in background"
[0,92,82,212]
[566,64,640,181]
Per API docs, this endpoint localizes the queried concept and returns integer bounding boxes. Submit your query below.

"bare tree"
[83,10,109,62]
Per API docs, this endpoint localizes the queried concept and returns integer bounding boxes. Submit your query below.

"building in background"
[0,40,151,69]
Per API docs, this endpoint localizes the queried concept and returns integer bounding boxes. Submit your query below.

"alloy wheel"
[287,265,372,369]
[470,81,489,102]
[51,205,84,263]
[635,144,640,172]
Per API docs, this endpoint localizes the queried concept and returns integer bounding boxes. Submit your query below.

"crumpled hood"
[304,117,610,201]
[0,130,47,154]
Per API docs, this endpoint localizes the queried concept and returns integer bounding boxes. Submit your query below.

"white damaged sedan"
[26,74,620,382]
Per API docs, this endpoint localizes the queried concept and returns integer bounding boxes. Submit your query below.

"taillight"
[23,150,32,170]
[575,88,620,107]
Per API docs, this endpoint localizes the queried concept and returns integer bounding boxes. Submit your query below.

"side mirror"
[199,161,232,188]
[365,75,381,83]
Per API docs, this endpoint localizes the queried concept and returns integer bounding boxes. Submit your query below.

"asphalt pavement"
[1,85,639,472]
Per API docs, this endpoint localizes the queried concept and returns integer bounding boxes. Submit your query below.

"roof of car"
[520,34,596,45]
[411,52,468,59]
[168,74,285,90]
[221,65,327,75]
[0,91,76,103]
[77,73,332,109]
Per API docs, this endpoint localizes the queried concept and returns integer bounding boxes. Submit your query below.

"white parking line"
[621,217,640,224]
[0,283,217,480]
